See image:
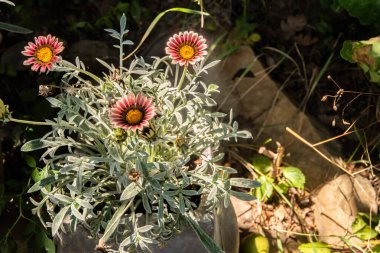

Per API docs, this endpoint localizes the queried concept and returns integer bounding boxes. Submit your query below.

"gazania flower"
[110,93,156,131]
[165,31,207,66]
[21,34,64,73]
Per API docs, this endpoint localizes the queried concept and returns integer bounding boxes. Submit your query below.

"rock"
[230,196,254,230]
[204,46,343,190]
[312,174,377,245]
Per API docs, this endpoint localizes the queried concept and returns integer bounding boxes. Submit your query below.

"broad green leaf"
[41,231,55,253]
[252,154,272,174]
[31,168,44,183]
[25,155,36,168]
[230,178,261,188]
[282,166,305,189]
[21,139,49,152]
[340,40,355,63]
[352,215,367,233]
[298,242,331,253]
[185,215,224,253]
[352,213,379,240]
[338,0,380,26]
[52,205,70,236]
[371,42,380,57]
[0,22,32,34]
[372,244,380,252]
[254,176,274,202]
[354,225,378,240]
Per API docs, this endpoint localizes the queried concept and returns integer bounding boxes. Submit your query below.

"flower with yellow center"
[36,47,54,63]
[110,93,156,132]
[125,109,143,125]
[165,31,208,66]
[179,45,195,60]
[22,34,64,73]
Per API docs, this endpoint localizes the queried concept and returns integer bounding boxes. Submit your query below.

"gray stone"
[204,46,343,190]
[312,174,377,245]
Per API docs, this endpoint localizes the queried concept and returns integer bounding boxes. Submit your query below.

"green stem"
[149,144,155,163]
[177,66,188,90]
[10,117,57,126]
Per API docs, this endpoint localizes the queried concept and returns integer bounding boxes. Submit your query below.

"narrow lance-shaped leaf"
[185,215,224,253]
[99,200,132,245]
[52,206,70,236]
[230,178,261,188]
[0,22,32,34]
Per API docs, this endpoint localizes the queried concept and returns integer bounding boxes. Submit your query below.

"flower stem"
[10,117,57,126]
[177,66,188,90]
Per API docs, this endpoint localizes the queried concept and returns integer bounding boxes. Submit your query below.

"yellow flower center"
[126,109,143,125]
[36,46,53,63]
[179,45,195,60]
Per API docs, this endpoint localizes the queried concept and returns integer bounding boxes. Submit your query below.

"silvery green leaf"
[182,190,199,196]
[46,97,63,108]
[137,225,154,233]
[109,146,124,163]
[100,200,130,243]
[71,204,84,221]
[28,176,57,193]
[123,40,134,45]
[60,165,75,173]
[120,13,127,33]
[210,153,224,162]
[75,198,93,209]
[216,166,237,174]
[207,185,217,201]
[1,0,15,6]
[0,22,32,33]
[230,190,257,201]
[179,195,186,213]
[202,60,220,71]
[120,235,133,247]
[230,178,261,188]
[142,193,152,213]
[21,139,49,152]
[120,182,141,201]
[136,159,148,178]
[52,206,70,236]
[235,130,252,138]
[51,194,72,204]
[185,215,224,253]
[96,58,113,71]
[104,28,119,36]
[174,111,183,124]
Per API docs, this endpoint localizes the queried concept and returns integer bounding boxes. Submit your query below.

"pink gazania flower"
[21,34,64,73]
[165,31,207,66]
[110,93,156,131]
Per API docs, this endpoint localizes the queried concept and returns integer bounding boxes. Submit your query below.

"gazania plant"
[10,14,260,253]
